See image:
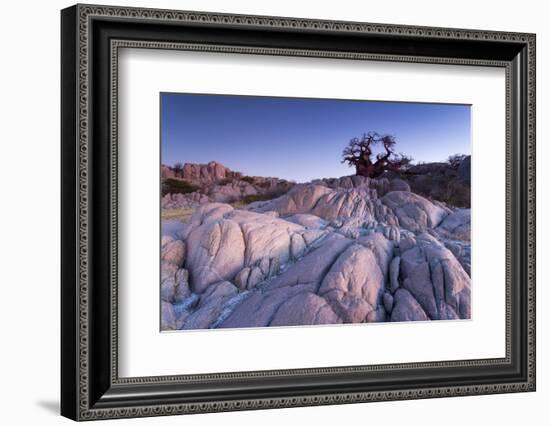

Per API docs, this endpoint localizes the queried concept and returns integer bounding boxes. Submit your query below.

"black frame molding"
[61,4,536,421]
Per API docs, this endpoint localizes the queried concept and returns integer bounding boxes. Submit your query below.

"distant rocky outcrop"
[390,156,471,208]
[161,161,294,209]
[161,172,471,330]
[162,192,210,209]
[162,161,236,183]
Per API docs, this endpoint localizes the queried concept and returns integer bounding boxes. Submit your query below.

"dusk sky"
[161,93,471,183]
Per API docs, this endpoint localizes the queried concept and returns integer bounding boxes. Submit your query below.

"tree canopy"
[341,132,412,178]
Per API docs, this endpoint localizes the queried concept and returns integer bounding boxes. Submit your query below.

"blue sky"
[161,93,471,183]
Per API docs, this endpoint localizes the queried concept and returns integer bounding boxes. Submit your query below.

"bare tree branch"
[341,132,411,178]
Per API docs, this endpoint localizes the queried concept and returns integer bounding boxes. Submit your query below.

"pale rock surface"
[185,218,246,293]
[284,213,328,229]
[270,293,342,326]
[319,243,386,323]
[206,181,258,203]
[160,269,190,304]
[391,289,429,322]
[400,232,470,320]
[181,281,239,329]
[390,178,411,192]
[382,191,450,233]
[161,301,177,330]
[183,204,305,292]
[436,208,471,241]
[161,239,186,268]
[161,192,210,209]
[160,173,471,330]
[219,233,352,328]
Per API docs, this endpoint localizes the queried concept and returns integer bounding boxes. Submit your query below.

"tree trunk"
[356,162,375,178]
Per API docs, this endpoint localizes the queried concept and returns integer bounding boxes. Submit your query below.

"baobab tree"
[172,162,184,177]
[341,132,412,178]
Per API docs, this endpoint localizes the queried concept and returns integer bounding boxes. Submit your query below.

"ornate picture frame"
[61,4,536,421]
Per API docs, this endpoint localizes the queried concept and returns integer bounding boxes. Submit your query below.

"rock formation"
[160,171,471,330]
[388,156,471,208]
[161,162,294,209]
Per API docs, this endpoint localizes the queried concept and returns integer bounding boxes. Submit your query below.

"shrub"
[241,193,277,204]
[408,175,470,208]
[444,179,470,208]
[241,176,255,184]
[447,154,467,169]
[162,178,199,196]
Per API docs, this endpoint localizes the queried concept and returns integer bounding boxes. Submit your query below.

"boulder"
[382,191,450,232]
[248,267,266,289]
[252,184,401,228]
[181,281,239,329]
[311,188,380,221]
[161,220,187,240]
[267,233,354,292]
[161,240,186,267]
[185,218,246,292]
[181,304,221,329]
[261,181,452,237]
[160,276,177,302]
[390,178,411,192]
[316,175,391,196]
[219,233,353,328]
[290,233,307,259]
[284,213,328,229]
[174,269,191,302]
[235,210,303,266]
[399,232,470,320]
[186,203,235,227]
[444,240,471,276]
[391,289,429,322]
[400,246,439,319]
[319,243,386,323]
[357,232,394,280]
[253,184,334,216]
[161,268,190,303]
[160,301,177,330]
[436,209,471,241]
[219,283,318,328]
[270,293,342,326]
[207,181,258,203]
[183,204,309,293]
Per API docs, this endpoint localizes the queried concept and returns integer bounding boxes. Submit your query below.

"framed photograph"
[61,4,536,421]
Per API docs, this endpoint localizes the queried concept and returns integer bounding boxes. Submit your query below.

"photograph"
[56,3,536,421]
[160,94,472,331]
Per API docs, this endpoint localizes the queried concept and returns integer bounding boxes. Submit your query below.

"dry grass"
[161,208,195,223]
[230,201,247,209]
